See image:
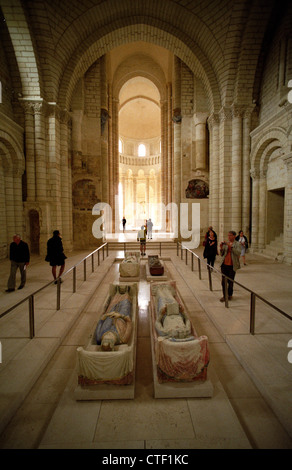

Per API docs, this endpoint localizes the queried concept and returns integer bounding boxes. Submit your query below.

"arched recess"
[58,24,221,114]
[1,0,43,99]
[0,131,25,258]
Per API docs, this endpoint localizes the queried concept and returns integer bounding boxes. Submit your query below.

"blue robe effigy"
[95,295,132,345]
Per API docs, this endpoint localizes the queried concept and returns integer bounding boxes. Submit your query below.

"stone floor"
[0,242,292,450]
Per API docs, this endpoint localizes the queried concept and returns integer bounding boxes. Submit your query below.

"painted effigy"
[76,283,138,386]
[150,281,210,383]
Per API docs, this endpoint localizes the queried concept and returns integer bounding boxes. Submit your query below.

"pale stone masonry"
[0,0,291,262]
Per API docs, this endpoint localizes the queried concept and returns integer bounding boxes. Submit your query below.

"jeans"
[221,264,236,297]
[7,261,26,289]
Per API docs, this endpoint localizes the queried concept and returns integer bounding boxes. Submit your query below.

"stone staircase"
[261,233,284,261]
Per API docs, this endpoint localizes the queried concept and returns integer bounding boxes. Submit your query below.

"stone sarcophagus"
[75,283,138,400]
[148,255,164,276]
[119,251,140,279]
[149,281,213,397]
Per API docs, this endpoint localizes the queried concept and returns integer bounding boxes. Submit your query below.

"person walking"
[6,234,30,292]
[203,229,217,267]
[235,230,248,265]
[137,225,147,256]
[122,217,126,233]
[147,218,153,239]
[45,230,67,283]
[219,231,241,302]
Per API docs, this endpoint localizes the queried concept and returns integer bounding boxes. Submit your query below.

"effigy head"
[101,331,117,351]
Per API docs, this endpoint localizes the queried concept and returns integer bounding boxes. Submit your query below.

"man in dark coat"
[45,230,67,283]
[6,234,30,292]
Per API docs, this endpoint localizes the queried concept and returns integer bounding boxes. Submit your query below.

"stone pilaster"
[250,168,260,250]
[33,101,47,201]
[193,112,208,171]
[282,154,292,263]
[173,56,182,236]
[242,107,253,239]
[258,169,267,249]
[231,105,244,232]
[207,112,219,230]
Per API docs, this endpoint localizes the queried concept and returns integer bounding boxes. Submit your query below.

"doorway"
[29,209,40,254]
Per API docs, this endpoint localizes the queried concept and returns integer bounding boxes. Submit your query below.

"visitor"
[45,230,67,284]
[203,229,217,267]
[219,231,241,302]
[235,230,248,265]
[147,218,153,239]
[122,217,126,232]
[6,234,30,292]
[203,226,217,245]
[137,225,147,256]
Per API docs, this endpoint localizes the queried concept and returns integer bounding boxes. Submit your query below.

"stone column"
[112,97,119,231]
[21,101,36,201]
[13,168,23,235]
[242,108,253,239]
[47,104,62,228]
[133,177,137,227]
[160,99,167,206]
[231,105,243,232]
[100,56,109,204]
[193,112,208,170]
[167,83,172,206]
[33,101,47,201]
[0,162,7,257]
[207,113,219,230]
[282,154,292,263]
[60,110,73,250]
[173,56,182,237]
[250,169,260,250]
[108,85,114,213]
[4,168,16,238]
[218,107,233,240]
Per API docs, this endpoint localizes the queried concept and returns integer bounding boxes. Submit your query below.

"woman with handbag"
[235,230,248,266]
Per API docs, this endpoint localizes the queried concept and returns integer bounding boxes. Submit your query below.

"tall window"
[119,139,123,153]
[138,143,146,157]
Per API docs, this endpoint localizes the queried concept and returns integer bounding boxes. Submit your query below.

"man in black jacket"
[6,234,30,292]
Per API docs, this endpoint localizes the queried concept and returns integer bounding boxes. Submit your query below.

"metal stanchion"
[207,265,213,291]
[250,292,256,335]
[84,258,87,281]
[29,295,35,339]
[57,279,61,310]
[73,266,76,293]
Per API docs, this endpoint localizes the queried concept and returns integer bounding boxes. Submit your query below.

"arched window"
[119,139,123,153]
[138,143,146,157]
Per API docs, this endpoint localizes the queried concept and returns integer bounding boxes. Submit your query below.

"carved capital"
[207,113,219,129]
[219,106,233,122]
[250,168,260,180]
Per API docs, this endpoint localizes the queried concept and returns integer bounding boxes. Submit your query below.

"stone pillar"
[0,162,7,257]
[33,101,47,201]
[13,169,23,235]
[250,169,260,250]
[4,168,16,238]
[231,105,243,232]
[283,154,292,263]
[207,113,219,230]
[160,99,167,206]
[60,110,73,250]
[112,97,119,231]
[173,56,182,237]
[22,101,36,201]
[133,177,137,227]
[193,112,208,170]
[242,108,253,239]
[258,169,267,250]
[218,107,233,239]
[108,85,114,213]
[100,56,109,204]
[167,83,172,206]
[47,104,62,229]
